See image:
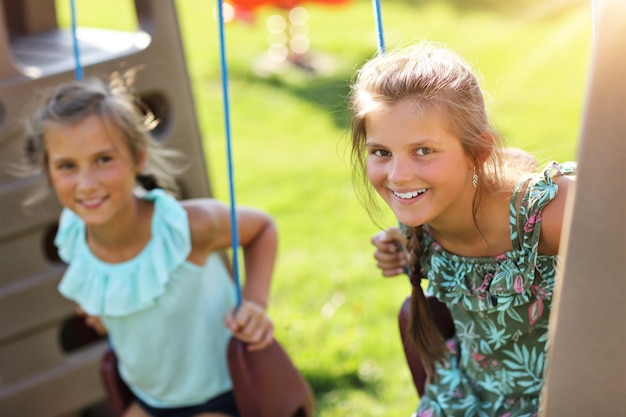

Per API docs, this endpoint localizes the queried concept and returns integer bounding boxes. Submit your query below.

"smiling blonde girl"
[349,42,576,417]
[24,76,278,417]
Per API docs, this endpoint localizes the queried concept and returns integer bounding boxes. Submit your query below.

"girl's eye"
[372,149,391,157]
[56,162,75,171]
[416,147,433,156]
[97,155,113,164]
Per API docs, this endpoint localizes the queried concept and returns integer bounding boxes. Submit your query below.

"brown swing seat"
[227,338,315,417]
[99,337,315,417]
[397,295,455,397]
[99,349,135,417]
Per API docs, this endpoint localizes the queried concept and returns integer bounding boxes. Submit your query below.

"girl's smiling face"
[365,100,475,229]
[45,115,144,227]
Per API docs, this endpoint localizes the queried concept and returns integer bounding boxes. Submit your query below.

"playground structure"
[539,0,626,414]
[0,1,214,415]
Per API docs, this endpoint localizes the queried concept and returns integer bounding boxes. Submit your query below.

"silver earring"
[472,166,479,188]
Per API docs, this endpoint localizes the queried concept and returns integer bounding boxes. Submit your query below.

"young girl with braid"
[348,42,576,416]
[23,75,277,417]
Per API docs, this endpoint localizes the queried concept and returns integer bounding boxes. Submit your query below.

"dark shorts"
[136,390,239,417]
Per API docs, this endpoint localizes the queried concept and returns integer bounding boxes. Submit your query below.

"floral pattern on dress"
[415,162,576,417]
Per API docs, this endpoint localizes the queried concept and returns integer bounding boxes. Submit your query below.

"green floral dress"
[415,162,576,417]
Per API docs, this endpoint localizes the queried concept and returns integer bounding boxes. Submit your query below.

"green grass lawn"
[57,0,591,415]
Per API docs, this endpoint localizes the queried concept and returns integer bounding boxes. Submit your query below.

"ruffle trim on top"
[423,237,547,312]
[56,189,191,316]
[424,161,576,312]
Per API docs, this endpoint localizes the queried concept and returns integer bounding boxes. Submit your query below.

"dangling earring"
[472,166,479,188]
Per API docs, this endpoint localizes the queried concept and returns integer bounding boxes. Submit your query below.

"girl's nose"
[388,156,414,183]
[77,168,98,191]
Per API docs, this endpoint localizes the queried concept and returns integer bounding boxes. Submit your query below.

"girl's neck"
[426,189,512,257]
[85,197,154,263]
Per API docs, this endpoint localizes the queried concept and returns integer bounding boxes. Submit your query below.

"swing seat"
[227,337,315,417]
[398,295,455,397]
[99,349,135,417]
[99,339,315,417]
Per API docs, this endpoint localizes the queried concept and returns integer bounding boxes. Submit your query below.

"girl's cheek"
[365,158,376,175]
[366,162,386,183]
[50,174,73,191]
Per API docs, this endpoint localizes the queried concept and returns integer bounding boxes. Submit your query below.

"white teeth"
[394,189,426,199]
[81,197,105,206]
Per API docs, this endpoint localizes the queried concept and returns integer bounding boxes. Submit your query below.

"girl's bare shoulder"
[539,174,576,255]
[180,199,230,251]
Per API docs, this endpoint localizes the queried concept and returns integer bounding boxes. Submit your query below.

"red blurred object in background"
[227,0,350,22]
[230,0,349,12]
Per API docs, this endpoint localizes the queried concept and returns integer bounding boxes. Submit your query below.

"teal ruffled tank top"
[56,189,236,407]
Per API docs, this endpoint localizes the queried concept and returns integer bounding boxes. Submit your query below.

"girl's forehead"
[366,101,444,127]
[44,115,131,155]
[365,104,460,146]
[366,98,436,118]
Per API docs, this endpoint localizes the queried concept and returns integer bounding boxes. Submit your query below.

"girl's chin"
[389,208,426,227]
[392,215,425,228]
[399,221,425,228]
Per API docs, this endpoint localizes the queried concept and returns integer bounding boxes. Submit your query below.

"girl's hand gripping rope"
[371,227,408,277]
[225,299,274,351]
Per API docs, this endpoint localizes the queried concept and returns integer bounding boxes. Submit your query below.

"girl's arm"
[235,206,277,308]
[538,175,576,255]
[76,306,107,336]
[184,199,277,350]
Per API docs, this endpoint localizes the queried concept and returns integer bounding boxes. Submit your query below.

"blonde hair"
[348,42,534,380]
[23,71,183,205]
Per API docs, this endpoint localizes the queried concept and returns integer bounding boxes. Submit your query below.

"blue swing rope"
[213,0,388,307]
[371,0,412,278]
[69,0,83,80]
[214,0,389,307]
[372,0,386,54]
[215,0,243,308]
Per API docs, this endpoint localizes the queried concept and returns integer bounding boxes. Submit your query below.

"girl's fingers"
[381,266,406,277]
[372,228,404,246]
[371,231,396,247]
[246,328,274,351]
[226,300,274,350]
[371,228,408,278]
[373,242,407,277]
[85,316,107,335]
[246,318,274,351]
[227,301,258,329]
[374,247,403,262]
